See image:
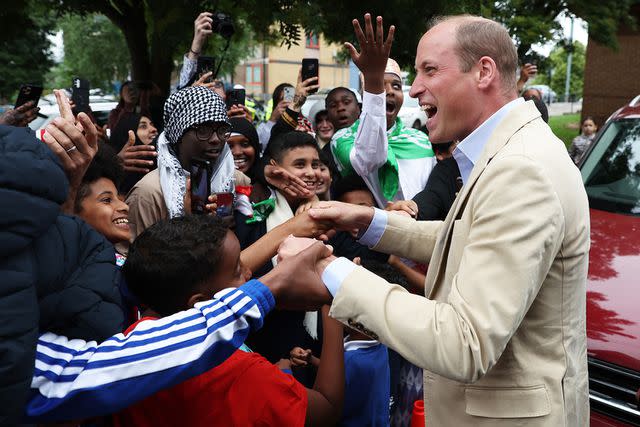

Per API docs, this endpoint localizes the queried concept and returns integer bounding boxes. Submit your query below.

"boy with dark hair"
[235,131,323,366]
[73,143,130,250]
[117,215,344,427]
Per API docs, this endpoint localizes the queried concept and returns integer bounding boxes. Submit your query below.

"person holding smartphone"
[0,101,39,127]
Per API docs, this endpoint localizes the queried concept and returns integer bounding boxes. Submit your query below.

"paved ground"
[548,101,582,116]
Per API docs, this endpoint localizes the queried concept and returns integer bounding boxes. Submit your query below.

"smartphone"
[301,58,319,94]
[197,56,216,82]
[214,192,234,217]
[190,158,212,215]
[14,84,43,109]
[283,86,295,102]
[72,77,91,114]
[226,88,246,109]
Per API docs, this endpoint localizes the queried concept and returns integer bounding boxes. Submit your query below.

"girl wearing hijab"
[110,113,159,194]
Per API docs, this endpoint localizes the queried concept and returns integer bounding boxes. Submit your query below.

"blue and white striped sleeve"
[26,280,274,422]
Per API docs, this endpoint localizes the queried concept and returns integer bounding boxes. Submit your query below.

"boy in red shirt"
[115,215,344,426]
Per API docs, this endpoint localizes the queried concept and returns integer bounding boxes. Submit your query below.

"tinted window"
[581,118,640,215]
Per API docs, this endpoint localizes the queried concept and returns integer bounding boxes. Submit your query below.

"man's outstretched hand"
[261,241,334,311]
[308,201,375,235]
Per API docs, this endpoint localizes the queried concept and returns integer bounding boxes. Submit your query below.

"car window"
[581,118,640,215]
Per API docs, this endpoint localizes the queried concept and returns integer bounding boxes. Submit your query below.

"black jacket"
[0,126,123,426]
[412,157,461,221]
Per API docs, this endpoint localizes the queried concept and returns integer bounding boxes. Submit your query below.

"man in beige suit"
[277,13,590,426]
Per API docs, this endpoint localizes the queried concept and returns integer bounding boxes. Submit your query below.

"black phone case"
[226,89,245,109]
[190,159,212,214]
[197,56,216,81]
[15,84,43,109]
[302,59,319,93]
[72,78,91,114]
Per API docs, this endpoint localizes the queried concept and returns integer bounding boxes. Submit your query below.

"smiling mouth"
[234,157,248,168]
[421,104,437,119]
[113,218,129,228]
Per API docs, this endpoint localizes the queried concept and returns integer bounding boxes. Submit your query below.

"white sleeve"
[349,91,389,176]
[178,55,198,89]
[26,280,274,421]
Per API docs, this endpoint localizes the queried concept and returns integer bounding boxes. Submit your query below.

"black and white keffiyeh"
[158,86,235,218]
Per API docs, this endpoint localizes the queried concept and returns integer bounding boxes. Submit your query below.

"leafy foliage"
[0,3,54,102]
[7,0,637,96]
[48,14,130,91]
[550,41,586,100]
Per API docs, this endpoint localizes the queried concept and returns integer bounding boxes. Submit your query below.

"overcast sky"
[535,15,588,56]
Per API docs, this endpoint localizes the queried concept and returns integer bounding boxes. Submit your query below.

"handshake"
[263,200,377,310]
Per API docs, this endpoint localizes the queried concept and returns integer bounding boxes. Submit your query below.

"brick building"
[582,5,640,126]
[233,31,351,101]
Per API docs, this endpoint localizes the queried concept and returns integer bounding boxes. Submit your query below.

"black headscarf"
[229,117,261,181]
[109,113,158,194]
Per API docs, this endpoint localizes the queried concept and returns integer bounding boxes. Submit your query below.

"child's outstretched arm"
[304,305,344,426]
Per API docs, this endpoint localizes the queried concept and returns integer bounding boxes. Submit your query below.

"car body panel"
[587,208,640,372]
[583,95,640,426]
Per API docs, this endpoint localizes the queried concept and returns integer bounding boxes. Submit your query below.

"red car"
[580,95,640,426]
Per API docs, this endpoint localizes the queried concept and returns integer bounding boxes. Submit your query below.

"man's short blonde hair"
[429,15,518,92]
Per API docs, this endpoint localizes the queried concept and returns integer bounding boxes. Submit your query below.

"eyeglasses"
[191,123,231,141]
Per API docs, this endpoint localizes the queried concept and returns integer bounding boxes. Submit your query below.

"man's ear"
[269,158,278,166]
[187,293,209,308]
[477,56,498,90]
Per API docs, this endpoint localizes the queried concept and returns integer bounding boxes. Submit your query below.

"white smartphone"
[283,86,295,102]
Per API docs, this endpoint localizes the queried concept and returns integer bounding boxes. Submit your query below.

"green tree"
[35,0,637,95]
[548,41,586,101]
[0,3,54,102]
[48,14,130,92]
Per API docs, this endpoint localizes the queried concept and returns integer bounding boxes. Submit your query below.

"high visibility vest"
[263,99,274,122]
[244,98,256,121]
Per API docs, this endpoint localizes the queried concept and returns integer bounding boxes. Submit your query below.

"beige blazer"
[330,101,590,426]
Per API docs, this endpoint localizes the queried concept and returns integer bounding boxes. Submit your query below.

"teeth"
[113,218,129,225]
[421,104,437,118]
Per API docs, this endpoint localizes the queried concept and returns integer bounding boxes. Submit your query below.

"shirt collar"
[453,97,524,185]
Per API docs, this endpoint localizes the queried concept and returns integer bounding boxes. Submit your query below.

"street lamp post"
[564,16,574,110]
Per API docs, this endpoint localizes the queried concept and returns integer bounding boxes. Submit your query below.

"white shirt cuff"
[358,208,387,247]
[362,91,386,117]
[321,257,357,297]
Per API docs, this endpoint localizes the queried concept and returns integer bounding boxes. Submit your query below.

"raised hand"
[41,89,98,213]
[227,104,252,121]
[117,130,157,174]
[291,69,319,112]
[189,12,213,58]
[0,101,40,127]
[344,13,395,93]
[269,99,290,122]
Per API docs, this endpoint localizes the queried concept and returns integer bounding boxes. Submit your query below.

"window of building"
[246,65,253,84]
[252,66,261,84]
[305,32,319,49]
